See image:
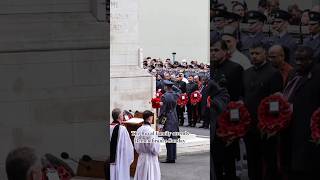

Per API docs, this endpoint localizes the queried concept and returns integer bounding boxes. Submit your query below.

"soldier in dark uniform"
[268,9,297,64]
[225,11,242,45]
[303,11,320,62]
[240,10,268,58]
[159,80,181,163]
[211,39,244,180]
[175,73,187,126]
[243,42,283,180]
[186,75,198,127]
[211,8,228,43]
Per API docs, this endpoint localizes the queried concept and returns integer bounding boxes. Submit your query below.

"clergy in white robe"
[110,108,134,180]
[134,110,161,180]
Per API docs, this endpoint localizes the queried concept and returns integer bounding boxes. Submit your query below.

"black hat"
[309,11,320,22]
[221,25,237,38]
[225,11,242,22]
[270,9,291,21]
[211,3,227,11]
[212,9,227,18]
[247,10,267,22]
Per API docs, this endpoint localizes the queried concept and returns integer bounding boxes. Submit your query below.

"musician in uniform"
[303,11,320,62]
[268,9,297,64]
[211,8,227,43]
[240,10,268,58]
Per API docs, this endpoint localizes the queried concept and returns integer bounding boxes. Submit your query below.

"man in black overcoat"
[283,46,320,180]
[211,39,244,180]
[243,42,283,180]
[175,73,187,126]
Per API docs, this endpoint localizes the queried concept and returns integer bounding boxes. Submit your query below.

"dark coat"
[207,80,230,139]
[243,62,283,125]
[186,81,198,95]
[156,80,164,91]
[159,89,180,132]
[286,64,320,173]
[175,80,187,93]
[208,79,230,164]
[211,59,244,101]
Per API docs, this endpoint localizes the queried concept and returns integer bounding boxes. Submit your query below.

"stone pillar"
[110,0,154,112]
[0,0,108,178]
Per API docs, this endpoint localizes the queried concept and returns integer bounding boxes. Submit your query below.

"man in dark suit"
[243,42,283,180]
[211,39,244,180]
[283,46,320,180]
[186,75,198,127]
[175,73,187,126]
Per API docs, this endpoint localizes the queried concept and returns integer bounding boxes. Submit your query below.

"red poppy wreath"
[258,93,292,138]
[216,101,251,145]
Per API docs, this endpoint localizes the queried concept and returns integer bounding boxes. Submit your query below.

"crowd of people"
[143,57,213,129]
[210,1,320,180]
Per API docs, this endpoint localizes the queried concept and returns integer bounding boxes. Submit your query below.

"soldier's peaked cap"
[247,10,267,22]
[270,9,291,21]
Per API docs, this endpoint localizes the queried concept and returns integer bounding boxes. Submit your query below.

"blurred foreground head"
[6,147,42,180]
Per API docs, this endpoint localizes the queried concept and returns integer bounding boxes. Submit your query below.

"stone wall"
[0,0,108,178]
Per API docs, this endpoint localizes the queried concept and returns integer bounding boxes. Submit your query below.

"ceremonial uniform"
[303,35,320,62]
[243,61,283,180]
[159,80,181,162]
[303,11,320,62]
[268,10,297,64]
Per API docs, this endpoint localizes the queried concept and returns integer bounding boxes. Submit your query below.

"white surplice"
[133,124,161,180]
[110,124,134,180]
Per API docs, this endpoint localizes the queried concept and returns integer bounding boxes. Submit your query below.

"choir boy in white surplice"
[134,110,161,180]
[110,108,134,180]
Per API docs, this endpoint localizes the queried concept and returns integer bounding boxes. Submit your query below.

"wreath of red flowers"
[151,97,161,109]
[190,90,202,105]
[258,93,292,138]
[216,101,251,145]
[177,93,189,107]
[310,107,320,145]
